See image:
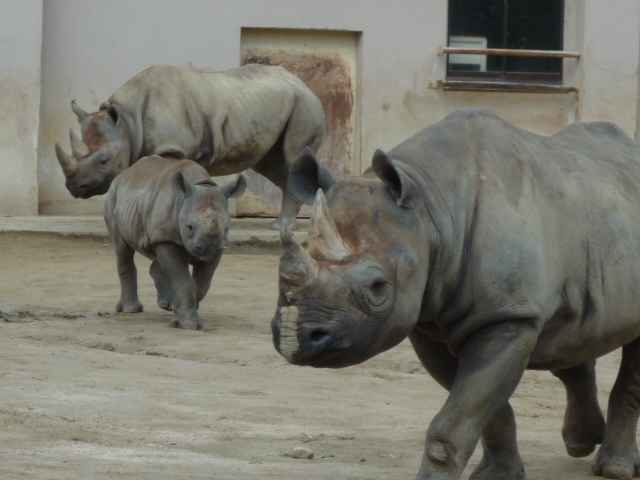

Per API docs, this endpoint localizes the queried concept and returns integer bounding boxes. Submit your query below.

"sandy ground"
[0,233,624,480]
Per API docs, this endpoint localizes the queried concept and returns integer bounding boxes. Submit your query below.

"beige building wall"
[0,0,42,216]
[1,1,639,216]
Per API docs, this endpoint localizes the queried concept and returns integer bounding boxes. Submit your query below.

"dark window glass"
[448,0,564,82]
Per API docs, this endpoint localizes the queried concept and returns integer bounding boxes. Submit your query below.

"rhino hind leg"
[593,339,640,479]
[552,361,605,458]
[114,238,143,314]
[259,98,324,231]
[149,260,173,311]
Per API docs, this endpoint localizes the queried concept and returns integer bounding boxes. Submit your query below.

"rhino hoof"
[470,458,526,480]
[566,442,598,458]
[593,446,640,479]
[157,298,173,311]
[116,301,144,314]
[172,317,201,331]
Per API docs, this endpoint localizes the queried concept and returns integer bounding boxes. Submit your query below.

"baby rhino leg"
[114,237,143,313]
[149,260,173,311]
[192,255,222,303]
[154,243,201,330]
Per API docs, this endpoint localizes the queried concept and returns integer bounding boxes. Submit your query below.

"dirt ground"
[0,233,624,480]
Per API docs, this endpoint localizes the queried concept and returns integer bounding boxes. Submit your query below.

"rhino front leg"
[192,255,222,304]
[154,243,201,330]
[417,321,537,480]
[114,237,143,313]
[593,338,640,479]
[552,360,605,457]
[410,328,525,480]
[149,260,173,311]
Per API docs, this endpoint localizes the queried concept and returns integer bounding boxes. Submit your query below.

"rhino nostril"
[310,328,331,345]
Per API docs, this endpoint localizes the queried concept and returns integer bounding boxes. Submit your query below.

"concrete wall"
[579,0,640,134]
[0,0,639,215]
[0,0,42,216]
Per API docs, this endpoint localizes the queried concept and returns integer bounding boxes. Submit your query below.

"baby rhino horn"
[311,189,352,261]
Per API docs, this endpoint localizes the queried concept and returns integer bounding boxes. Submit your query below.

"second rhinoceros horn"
[69,129,89,158]
[310,189,352,261]
[55,143,77,176]
[71,99,89,122]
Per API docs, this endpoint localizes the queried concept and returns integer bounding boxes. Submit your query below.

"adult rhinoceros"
[55,64,326,228]
[271,110,640,480]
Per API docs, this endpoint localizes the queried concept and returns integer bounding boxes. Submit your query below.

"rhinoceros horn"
[280,224,318,294]
[71,99,89,122]
[55,143,77,176]
[310,189,352,261]
[69,129,89,158]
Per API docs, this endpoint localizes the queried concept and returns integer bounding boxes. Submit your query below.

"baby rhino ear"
[175,171,194,197]
[220,174,247,199]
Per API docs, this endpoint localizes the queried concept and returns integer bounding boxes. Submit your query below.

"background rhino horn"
[311,189,352,260]
[71,100,88,121]
[69,129,89,158]
[55,143,77,176]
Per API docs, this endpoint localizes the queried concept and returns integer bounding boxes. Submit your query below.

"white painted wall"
[580,0,640,133]
[0,0,42,216]
[0,0,638,215]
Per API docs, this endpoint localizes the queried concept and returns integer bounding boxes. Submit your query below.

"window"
[447,0,565,84]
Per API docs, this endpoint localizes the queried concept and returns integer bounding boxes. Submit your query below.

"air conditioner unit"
[448,36,488,72]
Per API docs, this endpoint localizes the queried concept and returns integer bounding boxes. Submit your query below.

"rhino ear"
[221,174,247,199]
[175,171,194,197]
[99,102,120,124]
[287,147,335,205]
[372,149,418,209]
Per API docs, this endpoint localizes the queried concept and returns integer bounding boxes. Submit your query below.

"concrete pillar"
[0,0,43,216]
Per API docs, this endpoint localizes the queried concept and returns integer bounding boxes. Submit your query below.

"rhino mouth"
[271,305,359,368]
[67,178,112,199]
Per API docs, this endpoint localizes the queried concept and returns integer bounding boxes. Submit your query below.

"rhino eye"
[369,279,388,296]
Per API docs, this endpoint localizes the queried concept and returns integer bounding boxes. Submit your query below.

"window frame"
[445,0,566,85]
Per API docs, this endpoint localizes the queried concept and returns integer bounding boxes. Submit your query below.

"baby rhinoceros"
[104,155,246,330]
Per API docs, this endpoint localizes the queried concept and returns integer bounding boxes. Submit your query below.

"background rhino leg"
[252,145,291,231]
[552,361,605,458]
[409,328,525,480]
[113,237,143,314]
[253,101,324,231]
[593,338,640,479]
[281,103,324,231]
[154,243,201,330]
[149,260,173,311]
[253,150,302,232]
[192,254,222,305]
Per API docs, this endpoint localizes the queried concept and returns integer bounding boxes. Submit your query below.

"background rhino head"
[55,100,132,198]
[272,149,431,368]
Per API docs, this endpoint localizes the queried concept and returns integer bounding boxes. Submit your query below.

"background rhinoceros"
[271,110,640,480]
[55,63,326,229]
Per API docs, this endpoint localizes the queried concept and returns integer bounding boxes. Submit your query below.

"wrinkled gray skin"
[56,64,325,229]
[272,110,640,479]
[104,155,245,330]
